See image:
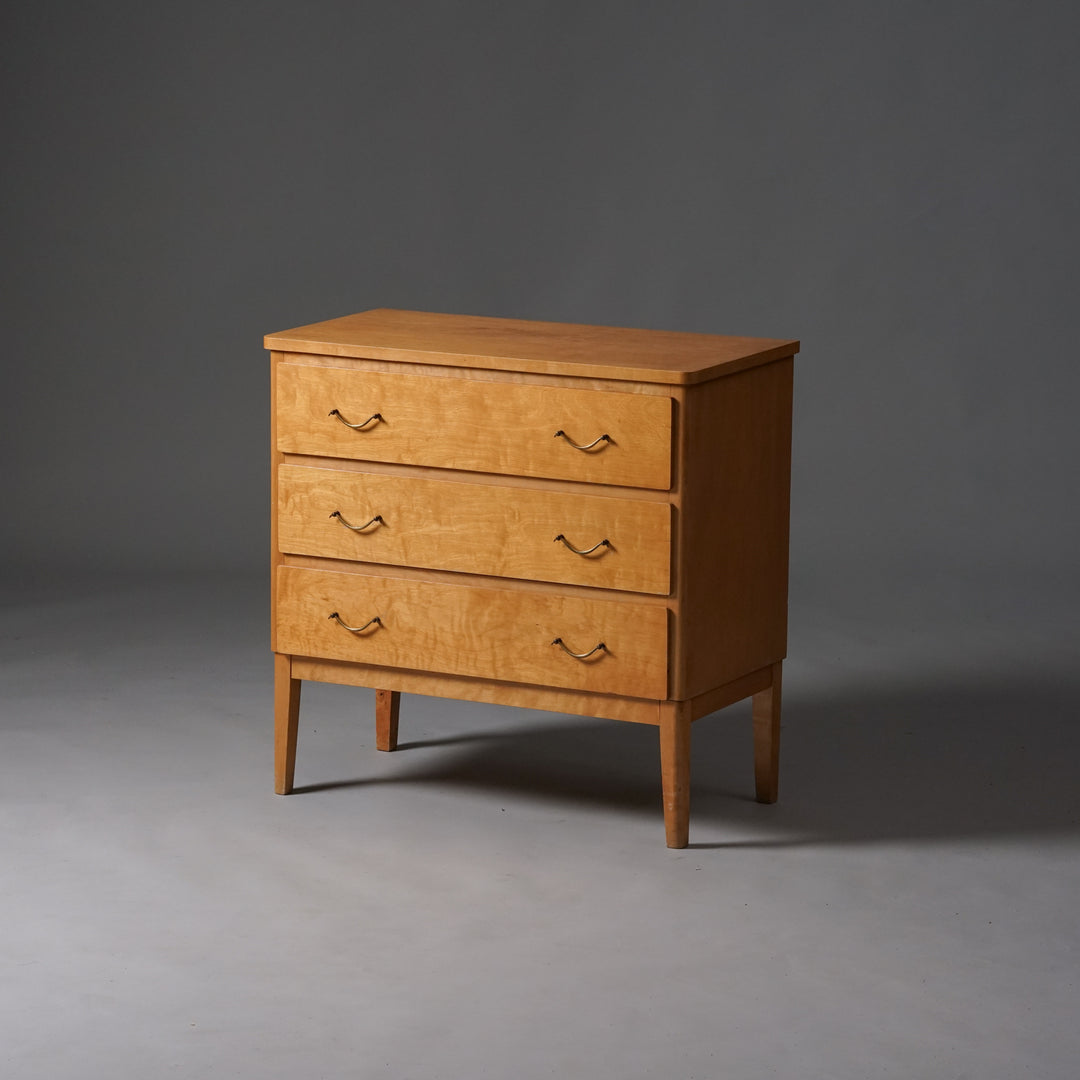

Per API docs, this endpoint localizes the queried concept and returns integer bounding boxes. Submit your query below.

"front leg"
[658,701,691,848]
[274,653,301,794]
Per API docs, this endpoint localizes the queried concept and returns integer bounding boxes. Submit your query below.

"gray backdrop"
[4,6,1079,1075]
[2,1,1077,604]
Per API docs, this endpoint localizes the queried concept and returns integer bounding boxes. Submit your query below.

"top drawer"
[275,362,673,490]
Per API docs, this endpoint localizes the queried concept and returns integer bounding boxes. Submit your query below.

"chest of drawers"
[266,309,799,847]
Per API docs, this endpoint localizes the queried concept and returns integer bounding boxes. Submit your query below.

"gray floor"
[2,572,1078,1079]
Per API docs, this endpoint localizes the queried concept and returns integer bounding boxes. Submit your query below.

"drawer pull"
[554,533,611,556]
[551,637,607,660]
[554,429,612,451]
[328,612,382,633]
[329,409,383,430]
[330,510,384,532]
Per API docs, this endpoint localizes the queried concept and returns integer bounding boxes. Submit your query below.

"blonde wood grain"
[375,689,400,751]
[276,363,673,490]
[279,350,677,397]
[281,551,674,606]
[672,357,794,698]
[270,354,284,652]
[274,653,301,794]
[276,566,668,699]
[752,661,782,803]
[658,700,691,848]
[265,309,799,386]
[279,450,675,503]
[277,464,672,595]
[290,657,661,725]
[688,665,773,721]
[666,392,688,682]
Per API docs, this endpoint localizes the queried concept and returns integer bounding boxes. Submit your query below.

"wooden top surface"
[264,309,799,385]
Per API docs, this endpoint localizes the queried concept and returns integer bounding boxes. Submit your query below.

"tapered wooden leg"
[752,661,783,803]
[375,689,400,751]
[659,701,691,848]
[274,653,301,794]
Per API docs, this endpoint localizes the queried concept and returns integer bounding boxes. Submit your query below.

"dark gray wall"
[3,2,1077,603]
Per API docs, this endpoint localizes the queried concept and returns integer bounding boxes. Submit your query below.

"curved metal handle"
[329,409,383,430]
[554,429,612,451]
[330,510,384,532]
[554,533,611,556]
[328,612,382,633]
[551,637,607,660]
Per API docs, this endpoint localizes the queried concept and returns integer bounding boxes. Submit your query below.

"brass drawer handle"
[328,612,382,633]
[329,409,383,430]
[551,637,607,660]
[330,510,384,532]
[554,429,612,451]
[554,533,611,556]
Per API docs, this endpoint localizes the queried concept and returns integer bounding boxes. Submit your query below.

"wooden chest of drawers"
[266,309,799,847]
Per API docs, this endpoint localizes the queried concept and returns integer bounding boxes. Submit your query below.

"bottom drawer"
[276,566,668,699]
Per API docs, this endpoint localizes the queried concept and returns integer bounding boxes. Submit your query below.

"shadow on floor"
[293,673,1080,846]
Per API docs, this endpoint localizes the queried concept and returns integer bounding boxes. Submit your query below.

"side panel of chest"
[277,464,672,595]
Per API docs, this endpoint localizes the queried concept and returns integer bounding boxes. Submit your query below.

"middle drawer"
[278,464,672,595]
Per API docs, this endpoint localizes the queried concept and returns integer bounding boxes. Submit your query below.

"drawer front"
[276,363,672,490]
[276,566,668,699]
[278,465,672,595]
